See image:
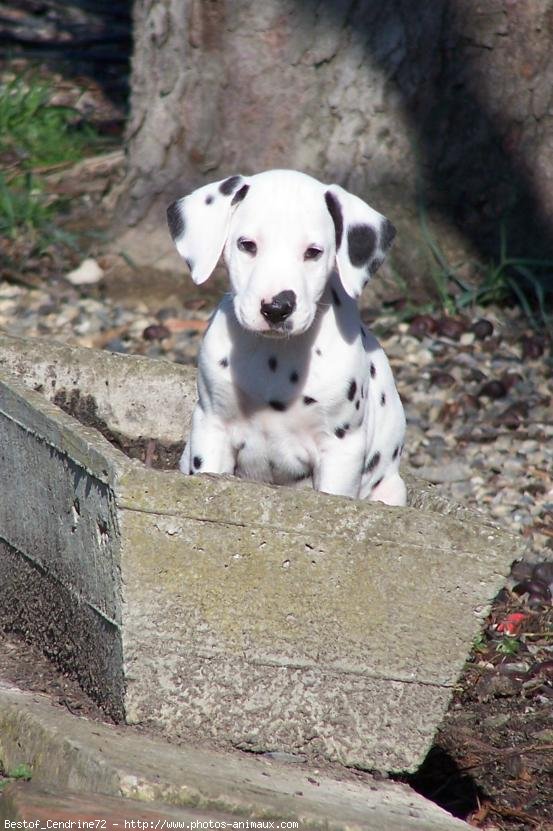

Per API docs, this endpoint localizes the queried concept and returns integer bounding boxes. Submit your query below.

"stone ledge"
[0,685,470,830]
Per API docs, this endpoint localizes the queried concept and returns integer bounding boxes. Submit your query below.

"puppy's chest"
[205,335,366,438]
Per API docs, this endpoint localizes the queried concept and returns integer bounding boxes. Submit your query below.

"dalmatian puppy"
[167,169,406,505]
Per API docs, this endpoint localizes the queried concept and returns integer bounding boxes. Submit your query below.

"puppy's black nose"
[260,290,297,325]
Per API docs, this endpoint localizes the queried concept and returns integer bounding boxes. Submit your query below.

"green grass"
[417,202,553,334]
[0,762,33,791]
[0,74,98,167]
[8,763,32,781]
[0,73,105,243]
[496,636,521,656]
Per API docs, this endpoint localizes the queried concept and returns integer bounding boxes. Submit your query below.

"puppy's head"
[167,170,395,337]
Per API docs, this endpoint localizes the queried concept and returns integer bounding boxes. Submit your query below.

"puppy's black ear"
[324,184,395,299]
[167,175,250,284]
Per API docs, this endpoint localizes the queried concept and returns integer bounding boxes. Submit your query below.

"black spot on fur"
[231,184,250,205]
[269,400,287,411]
[365,451,381,473]
[335,427,346,439]
[205,194,214,205]
[303,396,317,406]
[268,356,277,371]
[369,256,384,276]
[219,357,229,368]
[392,445,400,460]
[347,224,377,268]
[166,201,185,240]
[370,362,376,379]
[347,380,357,401]
[331,288,341,306]
[380,392,386,406]
[324,190,343,249]
[355,400,360,411]
[290,371,299,383]
[193,455,203,470]
[372,476,384,490]
[189,469,194,475]
[381,218,396,251]
[219,175,242,195]
[292,469,311,482]
[315,348,322,356]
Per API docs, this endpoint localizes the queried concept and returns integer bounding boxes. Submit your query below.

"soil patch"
[0,630,108,724]
[52,387,185,470]
[407,590,553,829]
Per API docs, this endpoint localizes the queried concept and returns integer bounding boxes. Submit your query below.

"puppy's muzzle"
[260,290,297,325]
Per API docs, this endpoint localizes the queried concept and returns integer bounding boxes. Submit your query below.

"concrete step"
[0,782,239,826]
[0,684,469,830]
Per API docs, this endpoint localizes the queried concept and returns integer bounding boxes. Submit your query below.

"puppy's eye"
[237,237,257,255]
[304,246,323,261]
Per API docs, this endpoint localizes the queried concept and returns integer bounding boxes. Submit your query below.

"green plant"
[7,763,32,781]
[496,636,520,656]
[0,75,99,167]
[0,73,104,244]
[472,632,488,654]
[417,201,553,334]
[0,171,53,237]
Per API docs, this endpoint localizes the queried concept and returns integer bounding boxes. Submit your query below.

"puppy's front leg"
[179,405,235,476]
[314,429,365,499]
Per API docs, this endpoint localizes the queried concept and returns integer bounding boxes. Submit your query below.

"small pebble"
[475,672,523,700]
[512,579,551,604]
[468,368,487,384]
[530,660,553,680]
[104,338,128,354]
[458,393,480,413]
[520,335,544,360]
[408,315,437,339]
[471,318,494,340]
[479,379,507,400]
[143,324,171,341]
[510,561,534,582]
[430,371,456,388]
[497,661,530,676]
[495,404,525,429]
[65,258,104,286]
[532,562,553,584]
[500,371,523,391]
[436,316,467,340]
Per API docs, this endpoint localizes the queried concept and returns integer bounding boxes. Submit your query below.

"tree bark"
[115,0,553,301]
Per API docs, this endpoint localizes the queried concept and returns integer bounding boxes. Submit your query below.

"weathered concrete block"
[0,332,196,443]
[0,335,523,772]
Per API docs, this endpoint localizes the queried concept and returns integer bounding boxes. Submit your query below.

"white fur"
[167,169,406,505]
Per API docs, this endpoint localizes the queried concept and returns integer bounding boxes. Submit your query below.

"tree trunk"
[115,0,553,302]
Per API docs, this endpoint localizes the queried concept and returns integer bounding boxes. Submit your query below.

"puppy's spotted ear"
[166,175,250,284]
[324,184,396,299]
